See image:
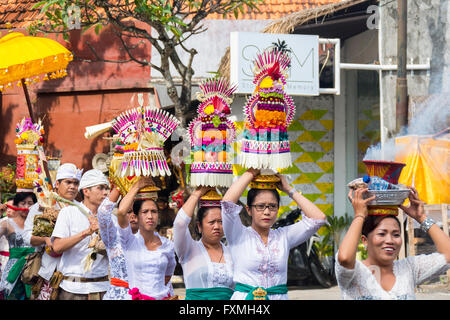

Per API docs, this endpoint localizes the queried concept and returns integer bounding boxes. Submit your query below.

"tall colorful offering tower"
[188,78,237,205]
[240,49,296,187]
[14,117,45,192]
[109,105,180,199]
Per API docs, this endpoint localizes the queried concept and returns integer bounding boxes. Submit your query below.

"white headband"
[78,169,110,191]
[56,163,83,181]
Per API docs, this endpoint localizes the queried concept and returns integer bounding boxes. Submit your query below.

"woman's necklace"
[217,245,224,263]
[203,240,224,263]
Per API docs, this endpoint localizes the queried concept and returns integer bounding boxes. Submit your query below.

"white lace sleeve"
[172,208,194,264]
[0,219,8,238]
[165,248,177,276]
[334,251,357,289]
[406,253,449,285]
[97,198,118,249]
[221,200,246,245]
[23,203,40,247]
[284,213,326,249]
[118,224,134,250]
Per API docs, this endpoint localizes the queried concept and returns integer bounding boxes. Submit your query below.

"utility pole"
[395,0,408,133]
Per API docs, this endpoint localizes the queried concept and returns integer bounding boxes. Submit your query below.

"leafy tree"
[314,213,352,261]
[29,0,263,127]
[326,213,352,249]
[0,164,16,203]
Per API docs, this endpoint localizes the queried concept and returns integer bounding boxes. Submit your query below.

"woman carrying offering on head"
[173,186,234,300]
[221,169,327,300]
[117,177,176,300]
[336,187,450,300]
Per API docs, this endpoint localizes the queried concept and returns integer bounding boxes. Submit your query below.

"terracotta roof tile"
[0,0,43,29]
[208,0,346,20]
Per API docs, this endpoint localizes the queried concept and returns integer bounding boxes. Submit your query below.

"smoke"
[406,94,450,136]
[363,138,397,161]
[363,94,450,161]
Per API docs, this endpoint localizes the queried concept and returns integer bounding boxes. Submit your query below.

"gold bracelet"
[353,215,366,221]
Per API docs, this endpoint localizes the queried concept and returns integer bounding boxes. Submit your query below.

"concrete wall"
[380,0,449,139]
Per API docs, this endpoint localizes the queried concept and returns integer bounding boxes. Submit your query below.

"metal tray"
[363,189,411,206]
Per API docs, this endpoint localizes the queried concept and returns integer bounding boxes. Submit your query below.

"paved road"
[174,285,450,300]
[287,285,450,300]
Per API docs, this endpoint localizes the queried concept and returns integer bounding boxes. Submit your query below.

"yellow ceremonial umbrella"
[0,32,73,122]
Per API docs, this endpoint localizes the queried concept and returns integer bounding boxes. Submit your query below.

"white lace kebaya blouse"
[97,198,131,300]
[173,208,234,290]
[119,223,176,300]
[221,200,326,300]
[335,252,449,300]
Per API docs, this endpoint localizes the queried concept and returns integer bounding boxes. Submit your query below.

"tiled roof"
[0,0,42,29]
[0,0,348,29]
[207,0,346,20]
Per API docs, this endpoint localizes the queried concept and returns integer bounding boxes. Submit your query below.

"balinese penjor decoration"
[188,78,237,188]
[14,117,45,192]
[240,49,295,171]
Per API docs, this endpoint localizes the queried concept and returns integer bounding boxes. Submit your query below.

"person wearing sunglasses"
[221,169,327,300]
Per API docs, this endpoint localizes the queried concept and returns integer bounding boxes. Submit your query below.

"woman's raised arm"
[337,188,375,269]
[222,169,259,203]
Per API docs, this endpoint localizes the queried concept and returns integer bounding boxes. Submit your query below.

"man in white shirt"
[23,163,83,300]
[51,169,110,300]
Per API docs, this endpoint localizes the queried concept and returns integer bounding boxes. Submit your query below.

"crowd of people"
[0,162,449,301]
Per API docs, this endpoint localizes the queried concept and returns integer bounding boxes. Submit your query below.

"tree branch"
[84,41,136,64]
[112,28,151,67]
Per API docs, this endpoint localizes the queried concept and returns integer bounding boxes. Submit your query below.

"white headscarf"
[55,163,83,181]
[78,169,110,191]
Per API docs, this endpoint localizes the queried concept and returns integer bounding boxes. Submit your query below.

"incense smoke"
[363,94,450,161]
